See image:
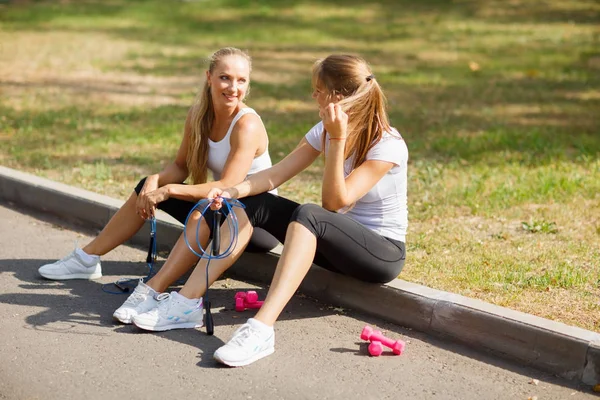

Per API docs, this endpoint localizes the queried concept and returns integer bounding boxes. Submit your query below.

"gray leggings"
[240,193,405,283]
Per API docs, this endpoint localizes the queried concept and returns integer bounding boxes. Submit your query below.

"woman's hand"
[136,176,159,219]
[141,187,170,218]
[207,187,238,210]
[320,103,348,139]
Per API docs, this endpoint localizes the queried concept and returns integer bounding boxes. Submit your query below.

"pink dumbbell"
[368,341,384,357]
[234,290,264,312]
[364,329,385,356]
[361,325,405,356]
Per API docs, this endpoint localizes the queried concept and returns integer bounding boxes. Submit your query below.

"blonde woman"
[134,54,408,366]
[38,47,278,325]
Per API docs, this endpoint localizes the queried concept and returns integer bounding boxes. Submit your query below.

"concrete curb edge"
[1,165,598,386]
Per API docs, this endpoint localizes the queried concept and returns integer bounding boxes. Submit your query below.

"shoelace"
[61,247,80,263]
[124,286,148,305]
[67,240,85,263]
[156,292,179,315]
[230,324,259,347]
[155,292,170,305]
[59,251,76,265]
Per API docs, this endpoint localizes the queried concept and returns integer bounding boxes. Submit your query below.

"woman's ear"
[205,70,211,86]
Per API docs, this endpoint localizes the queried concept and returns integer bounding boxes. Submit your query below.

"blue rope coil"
[181,197,245,335]
[102,197,244,296]
[183,197,245,260]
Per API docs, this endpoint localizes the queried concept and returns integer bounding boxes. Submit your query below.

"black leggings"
[240,193,406,283]
[134,178,279,253]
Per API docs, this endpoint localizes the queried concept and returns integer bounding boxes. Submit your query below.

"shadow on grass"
[3,72,598,170]
[3,0,599,43]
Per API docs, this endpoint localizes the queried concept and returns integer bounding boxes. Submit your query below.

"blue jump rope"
[103,197,245,335]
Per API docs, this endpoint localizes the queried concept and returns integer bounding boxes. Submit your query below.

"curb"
[1,165,599,386]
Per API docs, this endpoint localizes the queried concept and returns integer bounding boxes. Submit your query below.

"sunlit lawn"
[1,0,599,331]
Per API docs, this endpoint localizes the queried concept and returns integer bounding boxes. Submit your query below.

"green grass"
[1,0,599,331]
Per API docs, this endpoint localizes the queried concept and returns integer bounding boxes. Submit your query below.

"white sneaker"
[38,250,101,280]
[213,318,275,367]
[113,279,158,324]
[132,292,203,331]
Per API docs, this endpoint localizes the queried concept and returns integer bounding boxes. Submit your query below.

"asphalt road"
[0,202,595,400]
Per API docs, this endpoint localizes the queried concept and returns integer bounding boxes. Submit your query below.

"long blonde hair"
[186,47,252,184]
[313,54,391,170]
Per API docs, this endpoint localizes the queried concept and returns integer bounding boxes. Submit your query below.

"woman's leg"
[126,193,298,329]
[113,204,216,324]
[144,209,209,293]
[171,192,300,298]
[113,204,213,324]
[129,209,255,331]
[255,203,405,325]
[83,192,145,256]
[81,175,193,256]
[211,218,312,367]
[178,209,254,299]
[253,221,317,325]
[38,178,153,280]
[214,203,405,366]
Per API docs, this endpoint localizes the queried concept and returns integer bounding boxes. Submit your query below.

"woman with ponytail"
[138,54,408,366]
[38,47,278,324]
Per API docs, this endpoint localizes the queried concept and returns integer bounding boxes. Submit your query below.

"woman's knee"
[290,203,324,236]
[291,203,322,221]
[184,214,210,248]
[374,260,405,284]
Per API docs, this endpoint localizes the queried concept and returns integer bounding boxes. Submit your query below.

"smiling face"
[206,54,250,109]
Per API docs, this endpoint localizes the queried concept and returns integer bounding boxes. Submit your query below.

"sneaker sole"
[39,272,102,280]
[113,314,133,324]
[132,320,203,331]
[213,346,275,367]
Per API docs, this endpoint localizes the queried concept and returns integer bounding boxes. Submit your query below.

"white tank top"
[206,108,275,190]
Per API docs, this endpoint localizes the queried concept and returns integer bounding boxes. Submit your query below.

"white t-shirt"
[305,121,408,242]
[206,108,276,194]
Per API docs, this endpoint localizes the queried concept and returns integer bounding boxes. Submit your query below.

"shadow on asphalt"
[0,257,341,369]
[0,258,595,390]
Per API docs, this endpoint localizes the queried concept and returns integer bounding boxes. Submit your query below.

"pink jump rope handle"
[234,291,264,312]
[361,325,406,355]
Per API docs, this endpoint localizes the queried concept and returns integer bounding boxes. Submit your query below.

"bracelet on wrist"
[328,137,346,141]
